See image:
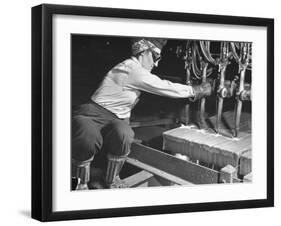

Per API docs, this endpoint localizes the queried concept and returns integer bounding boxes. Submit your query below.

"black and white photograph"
[1,0,280,225]
[30,3,274,222]
[71,35,252,190]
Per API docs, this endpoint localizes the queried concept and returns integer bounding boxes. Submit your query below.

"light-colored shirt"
[91,57,194,119]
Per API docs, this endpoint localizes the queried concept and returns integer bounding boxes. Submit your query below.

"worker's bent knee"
[102,120,134,156]
[104,120,134,142]
[72,116,103,162]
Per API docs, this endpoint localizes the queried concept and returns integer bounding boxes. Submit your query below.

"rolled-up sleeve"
[126,65,195,98]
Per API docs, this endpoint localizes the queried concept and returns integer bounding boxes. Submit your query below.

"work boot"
[72,159,91,190]
[88,167,105,189]
[105,154,128,189]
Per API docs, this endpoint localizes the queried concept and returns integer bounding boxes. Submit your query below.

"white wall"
[0,0,279,225]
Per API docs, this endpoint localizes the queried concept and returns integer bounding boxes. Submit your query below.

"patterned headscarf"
[131,38,167,55]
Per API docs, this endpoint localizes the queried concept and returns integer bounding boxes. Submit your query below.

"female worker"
[72,37,211,189]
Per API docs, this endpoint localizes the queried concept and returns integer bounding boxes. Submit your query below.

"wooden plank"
[126,157,193,186]
[122,170,154,187]
[130,118,174,128]
[130,142,220,184]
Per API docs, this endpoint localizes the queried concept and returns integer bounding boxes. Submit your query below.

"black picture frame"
[32,3,274,222]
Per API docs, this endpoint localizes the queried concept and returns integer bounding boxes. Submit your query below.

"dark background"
[71,34,251,123]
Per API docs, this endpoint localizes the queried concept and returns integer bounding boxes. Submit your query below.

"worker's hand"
[190,82,212,101]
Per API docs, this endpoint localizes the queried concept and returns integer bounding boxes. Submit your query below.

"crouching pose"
[72,37,212,189]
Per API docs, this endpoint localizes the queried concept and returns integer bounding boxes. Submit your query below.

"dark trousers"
[72,101,135,166]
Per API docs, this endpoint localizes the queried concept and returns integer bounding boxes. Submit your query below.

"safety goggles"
[151,51,161,63]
